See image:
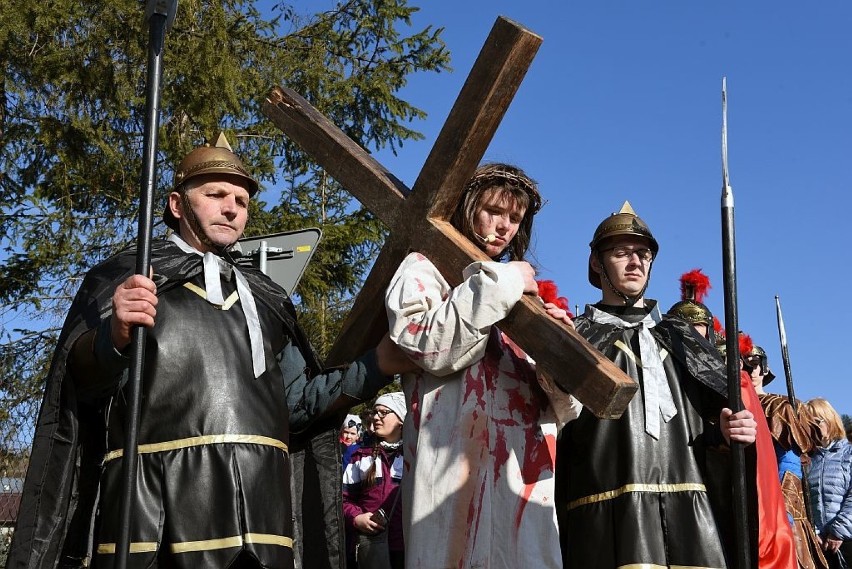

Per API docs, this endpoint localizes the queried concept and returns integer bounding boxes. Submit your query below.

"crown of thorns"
[464,168,544,214]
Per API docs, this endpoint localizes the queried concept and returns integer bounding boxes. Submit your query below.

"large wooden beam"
[262,16,638,419]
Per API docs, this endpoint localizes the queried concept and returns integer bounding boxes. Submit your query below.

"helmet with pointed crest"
[588,201,658,305]
[164,132,259,231]
[588,201,659,288]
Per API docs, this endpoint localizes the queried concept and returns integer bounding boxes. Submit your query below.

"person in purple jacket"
[343,392,406,569]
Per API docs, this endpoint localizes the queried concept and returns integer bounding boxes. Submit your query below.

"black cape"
[8,239,367,569]
[556,302,758,568]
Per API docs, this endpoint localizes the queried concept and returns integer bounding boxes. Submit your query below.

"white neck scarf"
[168,234,266,378]
[586,304,677,439]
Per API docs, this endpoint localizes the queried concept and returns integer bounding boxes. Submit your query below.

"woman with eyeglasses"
[806,398,852,569]
[342,392,406,569]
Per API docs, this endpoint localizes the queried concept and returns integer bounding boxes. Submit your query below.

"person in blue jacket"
[806,398,852,569]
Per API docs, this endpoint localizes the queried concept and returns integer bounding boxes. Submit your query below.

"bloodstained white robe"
[386,252,578,569]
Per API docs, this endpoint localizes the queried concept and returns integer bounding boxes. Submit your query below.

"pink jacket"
[342,444,404,552]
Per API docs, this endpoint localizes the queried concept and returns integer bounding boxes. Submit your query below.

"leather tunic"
[95,273,294,568]
[8,239,391,569]
[557,303,730,569]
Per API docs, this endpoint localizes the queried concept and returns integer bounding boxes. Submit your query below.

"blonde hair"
[805,398,846,442]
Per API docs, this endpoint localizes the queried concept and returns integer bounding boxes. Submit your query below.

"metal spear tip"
[721,77,732,197]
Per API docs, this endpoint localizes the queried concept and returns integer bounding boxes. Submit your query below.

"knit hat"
[374,392,407,423]
[341,414,362,431]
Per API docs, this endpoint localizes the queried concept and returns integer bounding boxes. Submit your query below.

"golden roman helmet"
[667,300,712,326]
[667,268,713,329]
[164,133,259,230]
[587,201,659,289]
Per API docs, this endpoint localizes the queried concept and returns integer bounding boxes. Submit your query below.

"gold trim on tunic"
[183,282,239,309]
[97,533,293,555]
[102,434,288,463]
[96,542,159,554]
[616,563,719,569]
[567,482,707,510]
[171,533,293,553]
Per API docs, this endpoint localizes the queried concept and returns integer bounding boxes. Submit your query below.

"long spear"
[720,77,751,569]
[115,2,177,568]
[775,295,816,525]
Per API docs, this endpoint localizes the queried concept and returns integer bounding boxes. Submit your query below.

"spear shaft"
[115,2,177,568]
[720,77,751,569]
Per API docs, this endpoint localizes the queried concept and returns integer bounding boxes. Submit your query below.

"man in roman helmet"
[672,275,799,567]
[8,134,408,569]
[667,269,716,342]
[555,202,758,568]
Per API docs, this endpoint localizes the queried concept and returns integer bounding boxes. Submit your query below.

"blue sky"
[301,1,852,414]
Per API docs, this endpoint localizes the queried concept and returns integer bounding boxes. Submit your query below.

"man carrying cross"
[555,202,757,568]
[385,163,581,569]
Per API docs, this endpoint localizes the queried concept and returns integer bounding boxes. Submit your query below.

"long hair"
[363,410,403,487]
[450,163,542,261]
[806,397,846,443]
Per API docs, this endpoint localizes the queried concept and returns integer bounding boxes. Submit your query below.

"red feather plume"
[680,269,711,304]
[738,332,754,357]
[537,279,573,318]
[713,316,724,335]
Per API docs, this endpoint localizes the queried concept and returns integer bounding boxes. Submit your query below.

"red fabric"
[740,371,798,568]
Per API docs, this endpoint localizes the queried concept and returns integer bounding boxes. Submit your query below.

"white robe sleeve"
[385,252,524,377]
[536,370,584,429]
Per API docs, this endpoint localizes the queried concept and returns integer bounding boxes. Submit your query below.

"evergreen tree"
[0,0,449,458]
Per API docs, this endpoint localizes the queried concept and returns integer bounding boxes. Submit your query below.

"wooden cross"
[262,16,637,419]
